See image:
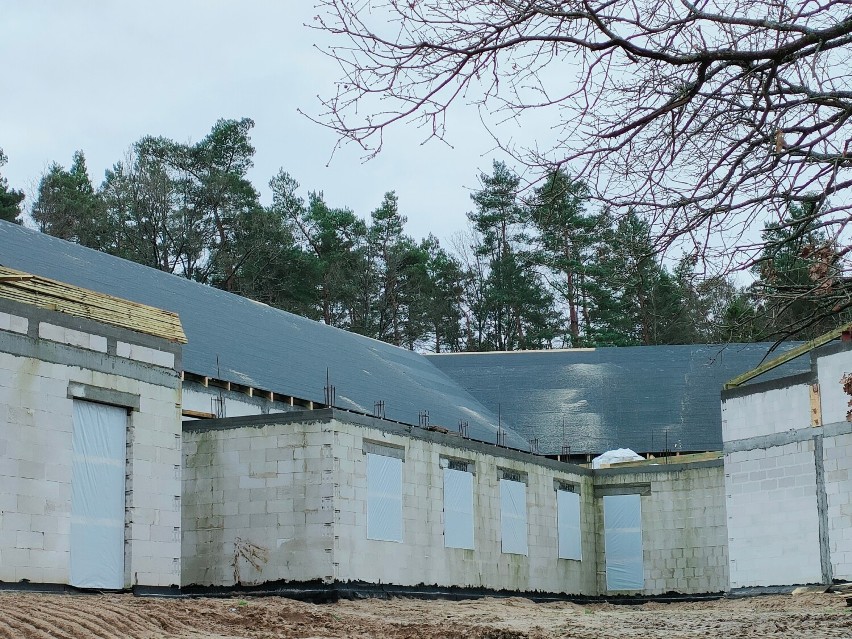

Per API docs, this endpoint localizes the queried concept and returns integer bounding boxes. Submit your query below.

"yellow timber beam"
[723,323,852,390]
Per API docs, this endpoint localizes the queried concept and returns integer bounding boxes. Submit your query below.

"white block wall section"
[0,311,28,334]
[117,341,175,369]
[0,341,181,588]
[593,465,729,595]
[181,421,336,587]
[330,420,596,595]
[724,440,822,588]
[823,431,852,580]
[181,415,732,596]
[816,349,852,425]
[38,323,108,353]
[722,383,811,442]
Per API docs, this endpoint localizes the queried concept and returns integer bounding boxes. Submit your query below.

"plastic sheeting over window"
[500,479,528,555]
[70,400,127,589]
[557,490,582,560]
[443,467,474,549]
[366,453,403,542]
[603,494,644,590]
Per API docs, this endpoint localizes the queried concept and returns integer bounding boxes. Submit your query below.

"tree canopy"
[0,148,25,223]
[12,117,841,350]
[313,1,852,330]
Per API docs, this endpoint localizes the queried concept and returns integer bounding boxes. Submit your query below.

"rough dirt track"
[0,591,851,639]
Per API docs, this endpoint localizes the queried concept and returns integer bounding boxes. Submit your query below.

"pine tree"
[753,202,852,339]
[32,151,104,246]
[0,148,24,223]
[467,161,558,350]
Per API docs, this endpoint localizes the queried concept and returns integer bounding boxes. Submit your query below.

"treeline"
[2,118,848,351]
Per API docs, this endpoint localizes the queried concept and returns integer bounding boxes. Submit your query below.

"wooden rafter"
[723,323,852,389]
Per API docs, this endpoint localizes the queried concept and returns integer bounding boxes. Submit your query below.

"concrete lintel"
[724,420,852,453]
[0,296,182,363]
[363,440,405,461]
[67,382,140,411]
[554,478,581,494]
[440,455,475,474]
[0,329,180,389]
[182,409,335,433]
[594,483,651,497]
[498,467,528,483]
[594,458,723,476]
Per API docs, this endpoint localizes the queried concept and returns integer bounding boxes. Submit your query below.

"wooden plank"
[723,323,852,389]
[182,409,216,419]
[0,266,187,343]
[810,383,822,426]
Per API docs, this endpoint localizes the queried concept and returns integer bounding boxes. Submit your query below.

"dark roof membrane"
[427,344,809,455]
[0,221,528,450]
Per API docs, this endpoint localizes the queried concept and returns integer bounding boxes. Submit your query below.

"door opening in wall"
[69,400,128,589]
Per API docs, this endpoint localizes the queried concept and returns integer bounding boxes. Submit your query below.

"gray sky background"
[1,1,543,245]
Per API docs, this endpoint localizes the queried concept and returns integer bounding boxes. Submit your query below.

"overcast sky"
[0,1,540,245]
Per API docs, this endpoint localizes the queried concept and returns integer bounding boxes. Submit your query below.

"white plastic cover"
[603,494,644,590]
[591,448,645,469]
[366,453,403,542]
[500,479,528,555]
[557,490,582,560]
[70,400,127,589]
[443,468,474,549]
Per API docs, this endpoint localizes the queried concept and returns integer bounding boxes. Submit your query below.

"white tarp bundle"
[556,489,582,560]
[603,493,644,590]
[366,453,403,542]
[443,468,475,549]
[69,400,127,589]
[499,479,528,555]
[591,448,644,469]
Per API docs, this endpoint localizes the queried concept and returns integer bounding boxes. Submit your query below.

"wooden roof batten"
[0,266,187,344]
[723,322,852,390]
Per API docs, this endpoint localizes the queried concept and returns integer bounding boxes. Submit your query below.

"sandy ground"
[0,591,850,639]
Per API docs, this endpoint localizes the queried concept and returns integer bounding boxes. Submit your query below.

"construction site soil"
[0,591,850,639]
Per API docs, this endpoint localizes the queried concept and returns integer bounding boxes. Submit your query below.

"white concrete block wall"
[126,386,183,588]
[117,341,175,369]
[0,311,28,334]
[181,422,335,587]
[181,415,732,596]
[330,420,597,595]
[816,349,852,425]
[724,441,822,587]
[38,322,108,353]
[0,312,181,588]
[593,465,729,595]
[722,383,811,441]
[823,432,852,580]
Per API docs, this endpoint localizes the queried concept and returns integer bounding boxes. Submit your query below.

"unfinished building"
[0,267,185,589]
[722,338,852,587]
[0,219,850,596]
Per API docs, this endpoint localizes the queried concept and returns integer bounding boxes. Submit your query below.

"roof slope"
[0,221,527,449]
[427,344,809,454]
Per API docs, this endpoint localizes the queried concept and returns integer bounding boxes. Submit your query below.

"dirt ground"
[0,590,850,639]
